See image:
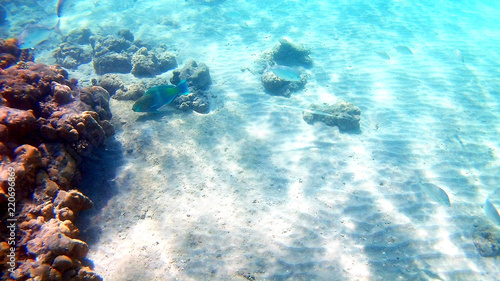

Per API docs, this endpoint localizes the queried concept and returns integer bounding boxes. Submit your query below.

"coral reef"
[0,39,111,280]
[302,101,361,131]
[170,59,212,113]
[131,47,177,77]
[53,27,94,69]
[90,32,136,75]
[89,30,177,77]
[54,43,92,69]
[473,226,500,258]
[258,39,311,97]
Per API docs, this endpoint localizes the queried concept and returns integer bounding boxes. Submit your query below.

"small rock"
[98,74,123,96]
[303,101,361,131]
[272,38,313,67]
[171,59,211,91]
[114,83,146,101]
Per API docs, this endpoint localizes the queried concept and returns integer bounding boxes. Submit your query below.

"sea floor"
[6,0,500,280]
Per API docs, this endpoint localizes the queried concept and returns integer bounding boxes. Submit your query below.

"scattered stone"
[131,47,177,77]
[271,38,313,67]
[169,59,212,113]
[90,33,135,74]
[114,83,146,101]
[116,29,134,42]
[54,43,92,69]
[173,92,210,114]
[171,59,212,91]
[303,101,361,131]
[93,52,132,75]
[473,226,500,257]
[261,70,306,97]
[65,28,93,45]
[98,74,123,96]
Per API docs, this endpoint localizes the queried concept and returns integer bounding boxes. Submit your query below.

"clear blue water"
[3,0,500,280]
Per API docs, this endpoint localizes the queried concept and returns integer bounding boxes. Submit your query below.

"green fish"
[132,80,189,112]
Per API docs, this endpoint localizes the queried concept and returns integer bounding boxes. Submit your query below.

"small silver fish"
[18,19,61,49]
[395,45,413,55]
[375,51,390,60]
[454,49,464,63]
[421,182,451,207]
[485,188,500,226]
[268,65,302,82]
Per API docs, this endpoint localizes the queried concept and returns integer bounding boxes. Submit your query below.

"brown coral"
[0,38,109,280]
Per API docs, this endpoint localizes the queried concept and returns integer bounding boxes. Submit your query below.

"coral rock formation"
[261,70,306,97]
[170,59,212,113]
[114,83,146,101]
[131,47,177,77]
[303,101,361,131]
[0,39,110,280]
[271,38,313,67]
[90,33,136,74]
[97,73,124,96]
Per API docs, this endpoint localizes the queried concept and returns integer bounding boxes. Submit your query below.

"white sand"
[8,0,500,280]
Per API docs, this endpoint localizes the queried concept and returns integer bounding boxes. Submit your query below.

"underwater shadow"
[75,137,124,246]
[135,111,170,122]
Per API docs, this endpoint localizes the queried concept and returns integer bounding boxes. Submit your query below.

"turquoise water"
[4,0,500,280]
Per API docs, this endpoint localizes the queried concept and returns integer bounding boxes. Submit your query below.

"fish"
[57,0,64,17]
[375,51,390,60]
[484,188,500,226]
[421,182,451,207]
[395,45,413,55]
[132,80,189,112]
[18,19,61,49]
[267,65,302,82]
[455,49,464,63]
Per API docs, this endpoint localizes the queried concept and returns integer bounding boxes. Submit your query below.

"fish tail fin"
[57,0,64,17]
[177,80,189,95]
[53,19,63,36]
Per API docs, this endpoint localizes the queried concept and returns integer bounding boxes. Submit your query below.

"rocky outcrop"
[271,38,313,67]
[90,32,136,75]
[131,47,177,77]
[0,39,111,280]
[261,70,306,97]
[90,30,178,77]
[170,59,212,113]
[53,28,93,69]
[302,101,361,132]
[259,39,311,97]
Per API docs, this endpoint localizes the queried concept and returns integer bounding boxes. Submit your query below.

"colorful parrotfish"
[132,80,189,112]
